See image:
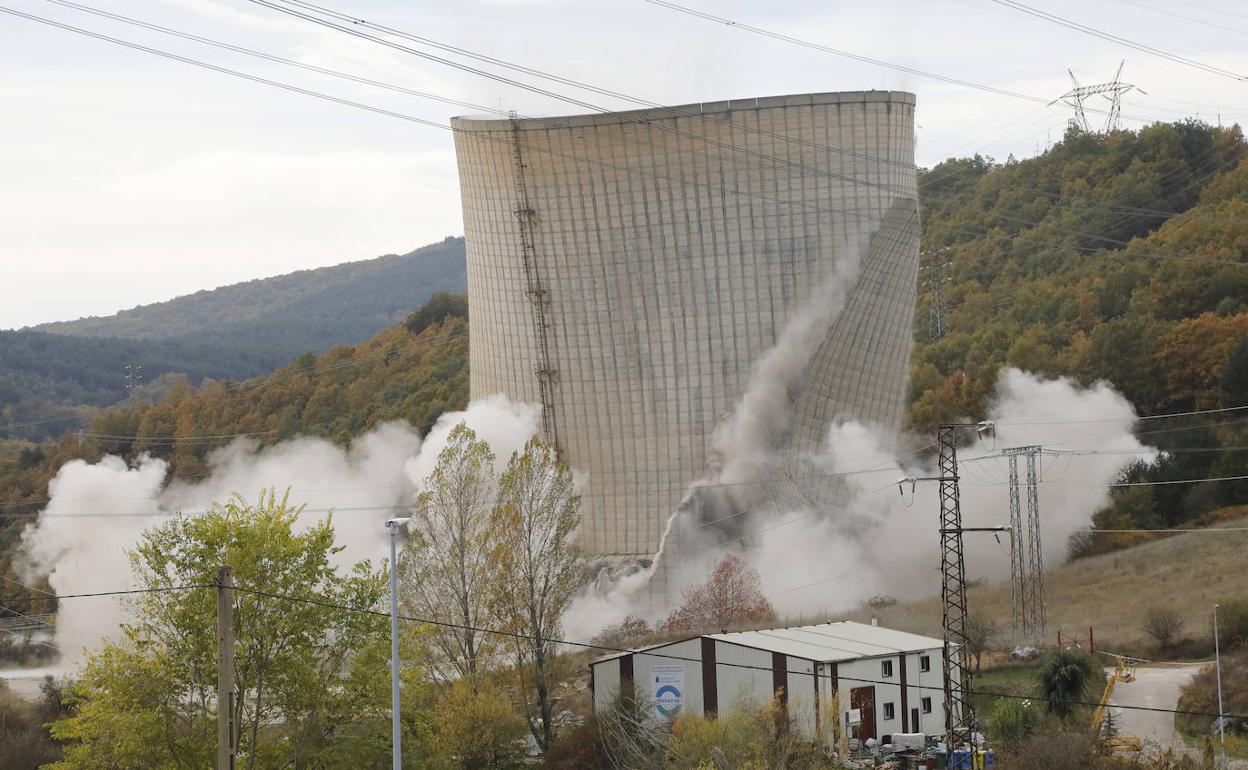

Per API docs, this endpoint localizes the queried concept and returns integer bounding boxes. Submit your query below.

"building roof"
[708,621,945,663]
[591,621,945,666]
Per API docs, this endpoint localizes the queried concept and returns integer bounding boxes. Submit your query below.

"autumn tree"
[400,423,499,684]
[1157,312,1248,410]
[47,490,428,769]
[489,437,585,751]
[433,679,526,770]
[592,615,654,648]
[660,553,775,633]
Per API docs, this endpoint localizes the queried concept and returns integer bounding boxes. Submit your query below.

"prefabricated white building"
[590,621,957,746]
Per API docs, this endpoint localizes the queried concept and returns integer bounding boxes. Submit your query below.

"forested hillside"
[34,237,466,350]
[2,238,467,441]
[0,331,281,442]
[910,121,1248,552]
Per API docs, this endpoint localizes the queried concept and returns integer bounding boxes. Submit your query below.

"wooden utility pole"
[217,565,235,770]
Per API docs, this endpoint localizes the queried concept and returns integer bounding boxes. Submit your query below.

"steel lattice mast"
[938,424,976,751]
[1025,450,1046,637]
[1008,452,1026,632]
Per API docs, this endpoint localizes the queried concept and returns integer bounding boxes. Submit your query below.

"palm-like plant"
[1038,647,1100,719]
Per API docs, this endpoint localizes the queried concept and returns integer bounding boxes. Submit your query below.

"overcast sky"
[2,0,1246,329]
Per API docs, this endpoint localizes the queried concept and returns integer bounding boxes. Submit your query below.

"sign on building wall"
[652,664,685,722]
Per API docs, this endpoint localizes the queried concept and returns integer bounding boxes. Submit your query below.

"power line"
[644,0,1047,104]
[11,0,1238,298]
[642,0,1187,127]
[14,577,1238,719]
[42,0,916,199]
[4,407,1245,513]
[991,0,1248,82]
[993,402,1248,426]
[39,0,503,114]
[223,582,1247,721]
[251,0,921,173]
[958,472,1248,489]
[1115,0,1248,39]
[239,0,915,200]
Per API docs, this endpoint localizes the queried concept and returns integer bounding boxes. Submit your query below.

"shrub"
[1176,649,1248,740]
[433,680,527,770]
[1143,607,1184,649]
[541,719,609,770]
[0,679,62,768]
[989,697,1042,747]
[1215,600,1248,651]
[1038,647,1100,719]
[666,697,835,770]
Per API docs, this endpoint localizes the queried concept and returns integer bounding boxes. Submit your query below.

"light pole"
[1214,604,1227,770]
[386,517,411,770]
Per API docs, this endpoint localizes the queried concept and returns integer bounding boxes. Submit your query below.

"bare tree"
[400,422,499,685]
[964,615,999,674]
[660,553,775,633]
[1142,607,1183,649]
[489,437,586,751]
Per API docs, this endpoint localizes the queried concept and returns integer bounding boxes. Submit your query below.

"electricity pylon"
[1055,61,1141,133]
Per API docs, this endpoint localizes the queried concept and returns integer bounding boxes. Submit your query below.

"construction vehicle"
[1092,654,1144,754]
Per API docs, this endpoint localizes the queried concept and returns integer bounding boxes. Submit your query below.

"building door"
[910,707,920,734]
[850,686,876,742]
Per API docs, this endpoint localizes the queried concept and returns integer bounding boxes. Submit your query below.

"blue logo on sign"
[655,684,682,717]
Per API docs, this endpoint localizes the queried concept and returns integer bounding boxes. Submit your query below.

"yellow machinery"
[1092,655,1144,754]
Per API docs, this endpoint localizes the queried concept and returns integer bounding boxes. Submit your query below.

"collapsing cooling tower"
[452,92,920,559]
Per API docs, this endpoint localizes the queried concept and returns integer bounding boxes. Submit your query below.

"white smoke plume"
[566,368,1153,639]
[17,394,539,663]
[706,258,856,489]
[726,369,1151,619]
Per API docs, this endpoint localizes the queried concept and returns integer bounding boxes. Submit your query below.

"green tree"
[400,423,499,686]
[48,490,431,769]
[490,437,585,751]
[1037,647,1100,719]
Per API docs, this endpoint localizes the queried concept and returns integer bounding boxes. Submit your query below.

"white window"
[920,655,931,673]
[881,660,894,678]
[883,702,896,720]
[921,697,933,714]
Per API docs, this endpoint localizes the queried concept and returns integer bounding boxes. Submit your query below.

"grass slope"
[838,517,1248,654]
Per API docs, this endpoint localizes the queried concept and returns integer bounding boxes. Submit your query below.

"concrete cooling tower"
[452,91,920,560]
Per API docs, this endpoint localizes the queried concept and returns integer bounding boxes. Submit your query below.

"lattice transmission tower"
[1003,445,1047,637]
[1055,60,1141,133]
[937,424,976,751]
